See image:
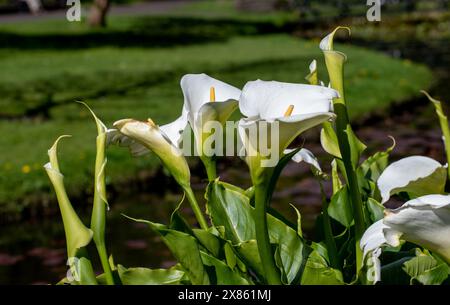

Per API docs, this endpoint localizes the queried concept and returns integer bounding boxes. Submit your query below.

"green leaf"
[200,251,252,285]
[328,187,353,227]
[366,198,385,223]
[345,125,366,168]
[331,159,343,195]
[206,181,310,284]
[378,257,413,285]
[192,228,221,258]
[403,250,450,285]
[300,250,344,285]
[235,240,263,276]
[117,265,185,285]
[290,204,303,238]
[320,122,341,159]
[206,181,255,245]
[359,138,394,182]
[124,215,209,285]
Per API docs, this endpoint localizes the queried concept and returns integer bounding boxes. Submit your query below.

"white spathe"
[239,80,338,121]
[361,194,450,282]
[284,148,322,173]
[377,156,447,204]
[109,119,191,188]
[237,80,337,171]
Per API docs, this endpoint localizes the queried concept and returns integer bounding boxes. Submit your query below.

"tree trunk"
[88,0,110,28]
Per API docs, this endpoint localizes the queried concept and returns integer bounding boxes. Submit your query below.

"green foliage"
[0,14,433,215]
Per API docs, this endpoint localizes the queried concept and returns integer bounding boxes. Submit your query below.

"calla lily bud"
[320,26,351,105]
[111,118,191,189]
[305,60,319,86]
[44,135,93,258]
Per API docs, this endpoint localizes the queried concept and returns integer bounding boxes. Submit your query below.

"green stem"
[201,156,217,182]
[319,182,340,269]
[334,105,366,274]
[183,185,209,230]
[254,183,282,285]
[324,49,366,274]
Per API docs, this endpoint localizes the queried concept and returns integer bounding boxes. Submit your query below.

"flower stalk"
[254,181,282,285]
[321,27,366,273]
[82,103,115,285]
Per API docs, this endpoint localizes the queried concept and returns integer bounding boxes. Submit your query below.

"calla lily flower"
[108,118,190,188]
[137,74,241,156]
[377,156,447,204]
[361,194,450,282]
[180,74,241,155]
[237,79,337,179]
[108,118,208,230]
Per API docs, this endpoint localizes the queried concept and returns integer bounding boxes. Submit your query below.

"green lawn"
[0,14,433,216]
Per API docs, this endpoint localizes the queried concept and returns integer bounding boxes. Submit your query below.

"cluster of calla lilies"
[45,27,450,285]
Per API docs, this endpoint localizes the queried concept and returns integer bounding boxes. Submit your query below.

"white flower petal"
[159,115,188,148]
[384,194,450,261]
[239,80,338,120]
[180,73,241,123]
[377,156,447,204]
[361,194,450,280]
[309,59,317,74]
[112,119,191,187]
[284,148,322,172]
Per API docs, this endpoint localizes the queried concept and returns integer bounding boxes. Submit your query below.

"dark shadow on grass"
[0,56,311,119]
[0,16,297,50]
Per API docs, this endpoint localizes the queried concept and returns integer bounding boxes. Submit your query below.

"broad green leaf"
[192,228,221,258]
[345,125,366,168]
[320,122,341,159]
[224,242,237,269]
[200,251,252,285]
[206,181,255,244]
[328,187,353,227]
[403,250,450,285]
[207,181,310,284]
[366,198,385,223]
[235,240,263,276]
[359,138,394,182]
[117,265,185,285]
[379,257,413,285]
[300,250,344,285]
[124,216,209,285]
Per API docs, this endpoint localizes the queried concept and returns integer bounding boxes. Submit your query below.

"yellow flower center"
[284,105,294,117]
[210,86,216,102]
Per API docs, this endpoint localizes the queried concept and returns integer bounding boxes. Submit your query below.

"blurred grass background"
[0,0,434,217]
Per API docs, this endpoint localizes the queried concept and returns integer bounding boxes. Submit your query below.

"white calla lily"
[237,80,337,178]
[109,118,190,188]
[109,118,209,230]
[377,156,447,204]
[180,74,241,153]
[361,194,450,282]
